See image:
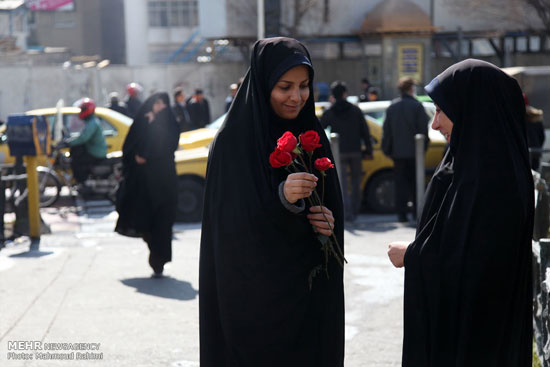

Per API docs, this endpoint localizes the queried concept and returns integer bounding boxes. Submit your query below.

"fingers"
[288,172,318,182]
[308,206,334,235]
[284,175,318,203]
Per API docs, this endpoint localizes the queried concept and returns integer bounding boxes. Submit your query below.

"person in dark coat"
[172,87,192,132]
[524,94,545,170]
[381,76,430,222]
[199,37,345,367]
[358,77,371,102]
[187,89,210,129]
[107,92,129,116]
[115,92,179,277]
[224,83,238,112]
[321,81,372,222]
[125,82,143,119]
[387,59,534,366]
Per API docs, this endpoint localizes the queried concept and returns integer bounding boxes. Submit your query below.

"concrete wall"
[0,62,249,122]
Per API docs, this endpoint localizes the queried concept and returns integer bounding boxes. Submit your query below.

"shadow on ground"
[120,277,198,301]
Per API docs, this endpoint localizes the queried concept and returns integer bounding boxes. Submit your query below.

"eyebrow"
[278,78,310,84]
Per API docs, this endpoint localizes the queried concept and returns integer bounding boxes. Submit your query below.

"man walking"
[321,81,373,223]
[187,89,211,129]
[381,77,430,222]
[173,87,192,132]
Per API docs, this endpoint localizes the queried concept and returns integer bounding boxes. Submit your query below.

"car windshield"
[207,113,227,129]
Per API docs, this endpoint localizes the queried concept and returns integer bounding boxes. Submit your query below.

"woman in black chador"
[387,59,534,365]
[199,38,345,366]
[115,92,179,277]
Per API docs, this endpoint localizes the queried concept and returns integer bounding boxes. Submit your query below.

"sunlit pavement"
[1,201,414,366]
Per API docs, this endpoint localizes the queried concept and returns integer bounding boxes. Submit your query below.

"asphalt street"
[0,199,416,366]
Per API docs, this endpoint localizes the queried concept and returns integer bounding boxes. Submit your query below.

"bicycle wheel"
[37,168,61,207]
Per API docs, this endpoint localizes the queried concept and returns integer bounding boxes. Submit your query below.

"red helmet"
[78,98,96,119]
[126,82,143,98]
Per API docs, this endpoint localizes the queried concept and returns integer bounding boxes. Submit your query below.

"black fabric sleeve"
[358,108,373,155]
[416,104,430,151]
[278,181,306,213]
[382,110,393,157]
[320,110,332,129]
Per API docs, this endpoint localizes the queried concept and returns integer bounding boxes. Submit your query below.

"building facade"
[123,0,199,65]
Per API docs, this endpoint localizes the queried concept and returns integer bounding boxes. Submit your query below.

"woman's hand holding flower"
[308,206,334,236]
[283,172,318,204]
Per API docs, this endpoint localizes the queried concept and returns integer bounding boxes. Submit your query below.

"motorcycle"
[38,146,123,206]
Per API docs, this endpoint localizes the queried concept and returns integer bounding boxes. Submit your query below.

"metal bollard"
[330,132,343,189]
[415,134,426,220]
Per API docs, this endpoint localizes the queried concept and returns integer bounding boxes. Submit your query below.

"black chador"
[199,38,345,367]
[115,93,179,275]
[402,59,534,366]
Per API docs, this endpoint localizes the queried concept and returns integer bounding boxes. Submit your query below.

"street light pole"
[258,0,265,40]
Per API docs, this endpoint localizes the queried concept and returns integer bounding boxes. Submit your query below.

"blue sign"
[6,115,51,157]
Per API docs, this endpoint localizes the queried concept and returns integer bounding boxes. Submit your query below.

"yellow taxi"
[0,107,132,166]
[173,100,447,220]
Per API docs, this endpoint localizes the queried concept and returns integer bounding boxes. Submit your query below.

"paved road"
[1,200,416,366]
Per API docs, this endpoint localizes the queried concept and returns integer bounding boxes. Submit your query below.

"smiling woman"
[269,65,310,120]
[199,37,344,367]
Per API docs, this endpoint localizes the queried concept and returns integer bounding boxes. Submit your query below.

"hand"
[145,111,154,123]
[283,172,318,204]
[308,206,334,236]
[387,241,409,268]
[53,142,67,150]
[135,154,146,164]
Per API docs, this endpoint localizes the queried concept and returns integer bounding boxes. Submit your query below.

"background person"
[107,92,129,116]
[524,94,545,170]
[224,83,238,112]
[125,82,143,119]
[173,87,192,132]
[358,77,371,102]
[63,98,107,190]
[321,80,373,223]
[388,59,534,366]
[115,93,179,277]
[199,37,344,367]
[381,77,430,222]
[187,89,210,129]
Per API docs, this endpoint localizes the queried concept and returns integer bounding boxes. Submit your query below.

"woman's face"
[432,105,454,142]
[152,98,167,115]
[270,65,310,120]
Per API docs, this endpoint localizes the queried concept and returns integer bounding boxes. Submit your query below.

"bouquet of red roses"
[269,130,346,287]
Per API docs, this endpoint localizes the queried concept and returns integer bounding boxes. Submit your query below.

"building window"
[148,0,198,28]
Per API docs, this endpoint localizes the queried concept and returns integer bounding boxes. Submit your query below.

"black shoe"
[397,214,408,222]
[151,271,164,279]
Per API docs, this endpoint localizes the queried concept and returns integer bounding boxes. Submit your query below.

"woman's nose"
[432,117,439,130]
[289,88,301,102]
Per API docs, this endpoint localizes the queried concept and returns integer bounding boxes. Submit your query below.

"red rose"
[269,149,293,168]
[277,131,298,153]
[299,130,322,152]
[314,157,334,171]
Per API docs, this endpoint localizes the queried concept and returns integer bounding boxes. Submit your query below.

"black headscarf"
[402,59,534,366]
[199,38,344,367]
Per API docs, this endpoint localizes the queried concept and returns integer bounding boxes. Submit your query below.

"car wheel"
[176,177,204,222]
[365,171,395,213]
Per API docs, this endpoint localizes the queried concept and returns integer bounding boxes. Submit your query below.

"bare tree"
[526,0,550,35]
[280,0,323,37]
[445,0,549,35]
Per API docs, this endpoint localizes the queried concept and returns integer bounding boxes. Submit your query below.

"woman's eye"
[279,86,290,91]
[300,84,309,89]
